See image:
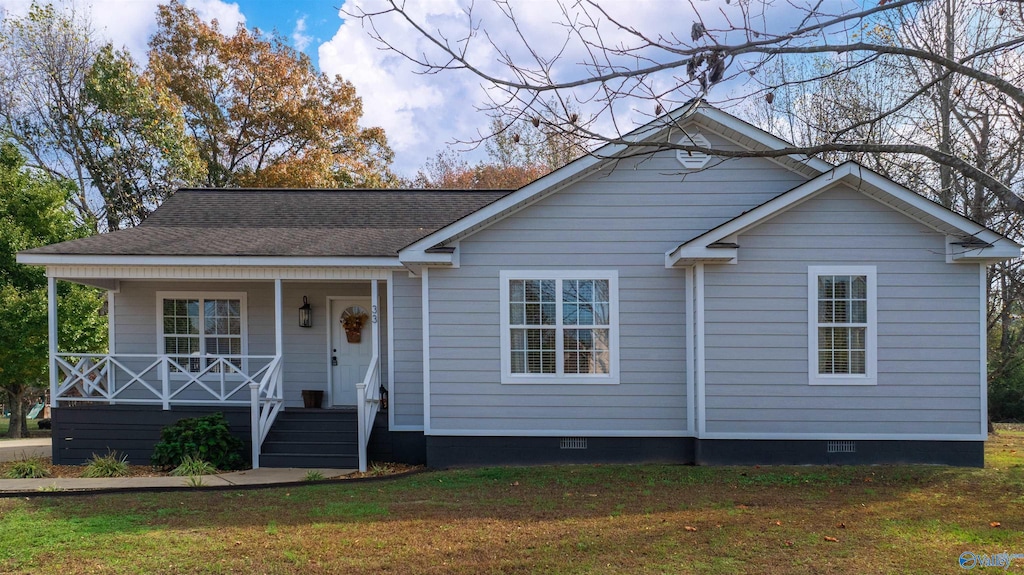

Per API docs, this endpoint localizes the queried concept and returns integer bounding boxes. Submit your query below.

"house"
[18,104,1022,470]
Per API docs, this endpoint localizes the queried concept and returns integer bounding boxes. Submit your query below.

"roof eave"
[15,253,406,268]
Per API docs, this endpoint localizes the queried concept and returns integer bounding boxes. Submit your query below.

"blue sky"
[233,0,340,69]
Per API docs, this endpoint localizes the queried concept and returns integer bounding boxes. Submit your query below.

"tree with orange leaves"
[148,1,395,189]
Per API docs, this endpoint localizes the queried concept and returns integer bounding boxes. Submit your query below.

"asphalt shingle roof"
[23,189,513,258]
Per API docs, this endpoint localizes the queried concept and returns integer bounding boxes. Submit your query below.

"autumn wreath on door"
[341,306,369,343]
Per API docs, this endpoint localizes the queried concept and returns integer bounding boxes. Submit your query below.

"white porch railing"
[355,351,382,473]
[53,353,284,468]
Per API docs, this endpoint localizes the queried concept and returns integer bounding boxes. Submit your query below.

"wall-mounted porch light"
[298,296,312,328]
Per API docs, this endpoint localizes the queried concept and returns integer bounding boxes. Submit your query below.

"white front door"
[330,298,373,406]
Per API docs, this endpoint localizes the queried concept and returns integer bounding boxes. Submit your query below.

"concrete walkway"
[0,438,354,494]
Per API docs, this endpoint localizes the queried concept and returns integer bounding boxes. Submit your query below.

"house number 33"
[371,305,378,324]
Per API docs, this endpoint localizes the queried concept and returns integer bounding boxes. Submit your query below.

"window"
[157,292,247,374]
[808,267,876,385]
[500,271,619,384]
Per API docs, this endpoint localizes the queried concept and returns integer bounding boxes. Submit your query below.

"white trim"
[40,264,392,282]
[499,270,620,385]
[426,429,691,437]
[390,424,425,432]
[695,263,706,437]
[325,296,338,407]
[48,276,58,408]
[273,280,283,358]
[700,431,987,441]
[684,265,695,437]
[155,291,249,374]
[666,162,1022,267]
[107,290,116,355]
[807,266,878,386]
[980,263,988,438]
[17,254,403,268]
[386,270,396,431]
[421,267,431,434]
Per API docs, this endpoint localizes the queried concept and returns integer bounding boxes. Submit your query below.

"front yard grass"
[0,417,51,439]
[1,428,1023,574]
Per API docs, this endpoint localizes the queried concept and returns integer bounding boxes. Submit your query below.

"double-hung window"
[808,266,876,385]
[157,292,247,374]
[500,271,619,384]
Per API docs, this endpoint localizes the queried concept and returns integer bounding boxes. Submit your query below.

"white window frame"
[156,291,249,376]
[808,266,877,386]
[500,270,620,385]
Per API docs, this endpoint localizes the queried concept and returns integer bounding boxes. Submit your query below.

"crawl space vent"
[560,437,588,450]
[827,440,857,454]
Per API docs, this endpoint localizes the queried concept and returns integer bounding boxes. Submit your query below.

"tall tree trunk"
[6,388,29,438]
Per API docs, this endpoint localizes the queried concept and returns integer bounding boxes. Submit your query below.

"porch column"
[274,279,283,357]
[47,276,58,408]
[371,279,380,359]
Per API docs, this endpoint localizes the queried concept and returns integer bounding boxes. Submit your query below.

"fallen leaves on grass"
[684,526,698,532]
[824,536,840,542]
[990,521,1001,528]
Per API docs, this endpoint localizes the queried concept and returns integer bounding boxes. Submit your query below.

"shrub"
[5,458,50,479]
[304,470,326,481]
[171,454,218,477]
[990,364,1024,422]
[82,451,130,478]
[151,412,245,470]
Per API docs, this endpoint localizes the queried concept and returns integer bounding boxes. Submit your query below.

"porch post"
[47,276,58,408]
[274,279,283,357]
[371,280,379,359]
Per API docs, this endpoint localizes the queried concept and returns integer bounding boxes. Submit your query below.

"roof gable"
[665,162,1022,266]
[398,102,833,265]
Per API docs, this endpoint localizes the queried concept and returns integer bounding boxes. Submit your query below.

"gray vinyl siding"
[702,185,982,436]
[426,130,810,434]
[111,280,385,408]
[391,272,424,427]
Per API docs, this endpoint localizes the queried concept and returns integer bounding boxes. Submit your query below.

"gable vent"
[827,440,856,454]
[676,132,712,170]
[560,437,588,450]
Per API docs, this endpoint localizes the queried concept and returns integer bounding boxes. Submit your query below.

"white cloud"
[0,0,245,63]
[185,0,245,31]
[292,16,312,51]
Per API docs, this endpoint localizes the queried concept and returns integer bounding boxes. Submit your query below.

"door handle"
[331,356,338,366]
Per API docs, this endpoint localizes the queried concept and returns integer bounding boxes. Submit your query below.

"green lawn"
[2,429,1023,574]
[0,417,50,439]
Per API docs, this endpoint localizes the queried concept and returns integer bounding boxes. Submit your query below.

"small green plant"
[151,412,245,470]
[185,475,206,487]
[82,450,130,478]
[171,454,218,477]
[368,462,393,476]
[304,470,326,481]
[36,483,65,492]
[5,458,50,479]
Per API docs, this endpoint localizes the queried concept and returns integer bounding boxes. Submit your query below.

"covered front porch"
[44,265,395,471]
